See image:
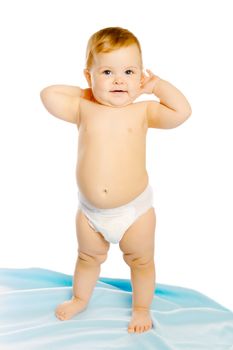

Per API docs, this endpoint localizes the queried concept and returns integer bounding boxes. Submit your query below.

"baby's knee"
[123,252,154,269]
[78,251,108,266]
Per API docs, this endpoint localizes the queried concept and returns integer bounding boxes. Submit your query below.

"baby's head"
[84,27,144,107]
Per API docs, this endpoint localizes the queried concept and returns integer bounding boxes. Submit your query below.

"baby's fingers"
[145,69,154,77]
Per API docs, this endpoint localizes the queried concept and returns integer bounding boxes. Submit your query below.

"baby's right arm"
[40,85,83,124]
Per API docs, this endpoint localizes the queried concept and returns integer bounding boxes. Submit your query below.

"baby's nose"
[113,75,124,84]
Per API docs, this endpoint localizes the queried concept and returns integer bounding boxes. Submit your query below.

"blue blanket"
[0,268,232,349]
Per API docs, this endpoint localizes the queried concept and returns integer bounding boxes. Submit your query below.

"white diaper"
[78,183,154,244]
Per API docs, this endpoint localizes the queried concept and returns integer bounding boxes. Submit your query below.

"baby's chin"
[93,94,136,108]
[99,101,132,108]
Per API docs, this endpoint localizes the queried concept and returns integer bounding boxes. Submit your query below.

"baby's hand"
[140,69,160,95]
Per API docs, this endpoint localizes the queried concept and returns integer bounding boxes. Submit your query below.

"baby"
[40,27,192,334]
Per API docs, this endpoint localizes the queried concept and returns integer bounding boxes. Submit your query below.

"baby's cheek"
[129,87,140,99]
[92,90,110,106]
[92,85,103,98]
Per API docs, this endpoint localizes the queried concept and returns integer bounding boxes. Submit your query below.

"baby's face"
[84,45,143,107]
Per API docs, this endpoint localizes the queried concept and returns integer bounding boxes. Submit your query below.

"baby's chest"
[81,113,147,138]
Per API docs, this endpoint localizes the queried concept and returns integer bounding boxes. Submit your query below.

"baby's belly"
[76,147,148,209]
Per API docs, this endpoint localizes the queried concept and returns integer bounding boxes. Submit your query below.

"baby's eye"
[125,69,134,75]
[103,70,112,75]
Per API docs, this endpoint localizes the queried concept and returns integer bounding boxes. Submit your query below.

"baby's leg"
[119,207,156,333]
[55,209,110,321]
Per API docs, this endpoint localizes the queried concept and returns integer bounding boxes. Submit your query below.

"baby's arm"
[40,85,88,124]
[142,70,192,129]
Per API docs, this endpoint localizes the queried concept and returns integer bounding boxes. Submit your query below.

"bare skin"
[76,98,149,208]
[41,44,191,333]
[55,99,155,333]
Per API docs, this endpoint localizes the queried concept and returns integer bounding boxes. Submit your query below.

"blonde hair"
[85,27,142,70]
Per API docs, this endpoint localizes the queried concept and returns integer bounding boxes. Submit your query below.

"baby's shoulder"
[130,100,149,112]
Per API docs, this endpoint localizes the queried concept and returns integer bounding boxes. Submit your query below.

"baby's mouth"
[110,90,127,93]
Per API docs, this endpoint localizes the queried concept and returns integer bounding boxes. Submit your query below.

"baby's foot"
[55,296,88,321]
[128,307,153,333]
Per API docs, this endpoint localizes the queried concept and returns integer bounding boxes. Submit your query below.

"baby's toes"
[128,325,135,333]
[141,325,147,333]
[56,312,63,320]
[143,325,149,332]
[136,325,143,333]
[55,308,66,320]
[145,323,152,332]
[57,314,65,321]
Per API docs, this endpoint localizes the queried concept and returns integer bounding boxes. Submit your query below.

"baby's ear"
[83,69,92,87]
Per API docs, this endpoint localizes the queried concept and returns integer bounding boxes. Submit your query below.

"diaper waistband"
[78,183,153,214]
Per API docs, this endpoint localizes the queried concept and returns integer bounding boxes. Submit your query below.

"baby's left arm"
[141,70,192,129]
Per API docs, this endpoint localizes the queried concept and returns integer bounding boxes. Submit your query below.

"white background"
[0,0,232,311]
